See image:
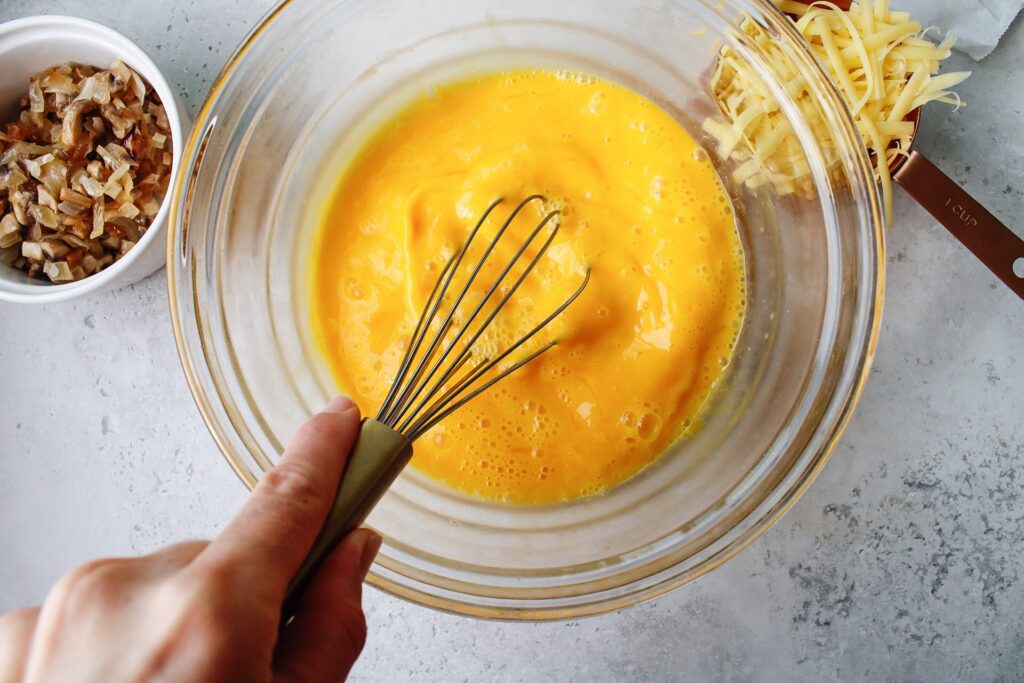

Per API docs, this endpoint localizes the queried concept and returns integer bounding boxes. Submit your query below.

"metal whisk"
[284,195,590,615]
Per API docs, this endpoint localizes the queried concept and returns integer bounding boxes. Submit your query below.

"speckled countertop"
[1,2,1022,681]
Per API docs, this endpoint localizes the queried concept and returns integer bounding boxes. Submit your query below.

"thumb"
[194,396,362,608]
[272,528,381,683]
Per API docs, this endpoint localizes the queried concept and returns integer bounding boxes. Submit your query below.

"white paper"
[895,0,1024,60]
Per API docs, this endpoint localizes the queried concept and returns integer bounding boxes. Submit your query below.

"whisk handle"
[281,418,412,622]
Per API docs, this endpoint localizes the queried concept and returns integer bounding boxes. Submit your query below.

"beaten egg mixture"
[311,70,745,504]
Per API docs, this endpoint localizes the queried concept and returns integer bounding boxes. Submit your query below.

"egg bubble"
[637,412,661,440]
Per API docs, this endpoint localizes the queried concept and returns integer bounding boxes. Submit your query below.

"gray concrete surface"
[1,1,1022,681]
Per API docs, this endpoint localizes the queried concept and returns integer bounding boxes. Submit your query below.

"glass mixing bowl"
[168,0,884,619]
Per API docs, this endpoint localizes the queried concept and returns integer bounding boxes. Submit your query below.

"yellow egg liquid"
[311,69,745,504]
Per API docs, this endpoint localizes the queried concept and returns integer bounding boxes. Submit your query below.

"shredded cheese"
[703,0,969,224]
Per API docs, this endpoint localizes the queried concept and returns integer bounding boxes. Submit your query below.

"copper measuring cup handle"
[893,152,1024,300]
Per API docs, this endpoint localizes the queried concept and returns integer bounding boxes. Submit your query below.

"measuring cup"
[787,0,1024,300]
[892,111,1024,299]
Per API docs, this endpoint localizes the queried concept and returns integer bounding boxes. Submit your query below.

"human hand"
[0,396,377,683]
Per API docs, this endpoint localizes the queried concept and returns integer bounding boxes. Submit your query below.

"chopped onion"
[43,259,73,282]
[91,196,105,238]
[0,213,21,248]
[0,60,173,282]
[28,80,45,113]
[21,241,43,261]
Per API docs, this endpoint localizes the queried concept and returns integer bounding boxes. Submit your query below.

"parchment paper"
[896,0,1024,60]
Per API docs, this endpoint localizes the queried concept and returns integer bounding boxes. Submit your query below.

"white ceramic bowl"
[0,15,188,304]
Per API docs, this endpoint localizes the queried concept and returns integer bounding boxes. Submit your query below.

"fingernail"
[359,531,382,580]
[323,396,357,415]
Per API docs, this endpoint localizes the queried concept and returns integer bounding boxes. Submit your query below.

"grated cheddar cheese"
[703,0,969,224]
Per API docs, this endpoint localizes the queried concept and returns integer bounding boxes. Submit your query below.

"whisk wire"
[407,267,591,439]
[394,208,560,434]
[377,254,457,424]
[377,194,590,439]
[381,197,528,426]
[409,341,558,442]
[378,198,502,424]
[402,354,492,441]
[386,195,545,426]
